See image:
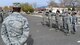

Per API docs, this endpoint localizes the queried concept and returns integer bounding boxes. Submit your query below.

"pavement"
[0,14,80,45]
[28,14,80,45]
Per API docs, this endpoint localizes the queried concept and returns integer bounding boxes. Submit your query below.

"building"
[46,7,68,13]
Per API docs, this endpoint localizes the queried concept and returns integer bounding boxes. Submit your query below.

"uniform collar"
[11,12,21,16]
[13,12,20,14]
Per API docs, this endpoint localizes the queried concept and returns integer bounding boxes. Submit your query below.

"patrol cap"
[13,3,21,7]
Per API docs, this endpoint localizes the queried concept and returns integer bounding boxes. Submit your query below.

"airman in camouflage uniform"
[55,10,61,30]
[0,10,3,23]
[71,12,78,34]
[1,4,29,45]
[63,12,72,34]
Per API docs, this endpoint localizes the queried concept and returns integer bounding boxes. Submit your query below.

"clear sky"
[0,0,60,7]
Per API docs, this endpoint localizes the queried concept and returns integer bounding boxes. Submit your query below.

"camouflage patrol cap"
[13,3,21,7]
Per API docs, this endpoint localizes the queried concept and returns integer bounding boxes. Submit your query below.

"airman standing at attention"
[1,3,30,45]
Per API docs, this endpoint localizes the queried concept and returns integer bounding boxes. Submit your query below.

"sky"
[0,0,60,7]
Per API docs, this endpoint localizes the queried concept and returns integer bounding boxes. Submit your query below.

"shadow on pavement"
[27,35,34,45]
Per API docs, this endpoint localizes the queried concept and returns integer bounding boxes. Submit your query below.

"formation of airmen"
[42,9,78,35]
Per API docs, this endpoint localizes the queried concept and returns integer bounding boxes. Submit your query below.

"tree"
[32,2,37,8]
[62,0,80,7]
[20,3,34,13]
[48,0,58,7]
[61,0,80,11]
[3,6,9,11]
[8,6,13,11]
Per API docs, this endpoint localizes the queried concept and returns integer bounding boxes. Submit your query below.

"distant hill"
[37,6,48,8]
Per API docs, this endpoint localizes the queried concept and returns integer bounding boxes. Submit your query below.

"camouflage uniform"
[55,12,61,30]
[62,12,66,29]
[72,14,77,33]
[0,11,3,22]
[1,12,29,45]
[63,12,72,33]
